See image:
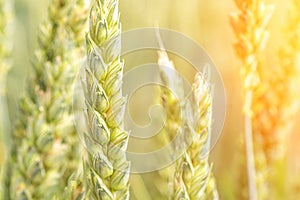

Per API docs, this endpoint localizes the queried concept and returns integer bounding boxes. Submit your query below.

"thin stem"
[244,91,257,200]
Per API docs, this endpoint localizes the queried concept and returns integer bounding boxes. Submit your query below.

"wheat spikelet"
[63,172,85,200]
[230,0,274,199]
[81,0,130,199]
[157,47,185,199]
[173,69,218,200]
[157,47,218,199]
[10,0,87,199]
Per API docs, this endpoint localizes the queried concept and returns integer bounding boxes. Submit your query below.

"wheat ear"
[157,46,185,199]
[230,0,274,199]
[172,68,218,200]
[157,47,218,199]
[10,0,87,199]
[81,0,130,199]
[253,0,300,198]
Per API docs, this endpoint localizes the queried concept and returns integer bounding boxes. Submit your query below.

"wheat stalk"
[81,0,130,199]
[230,0,274,199]
[10,0,87,199]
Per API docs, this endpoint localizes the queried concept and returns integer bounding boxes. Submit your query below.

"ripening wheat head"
[158,49,185,151]
[230,0,274,199]
[11,0,87,199]
[156,47,185,199]
[81,0,130,199]
[157,48,218,200]
[172,68,218,200]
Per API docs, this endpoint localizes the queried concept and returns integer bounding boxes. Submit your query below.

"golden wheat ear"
[230,0,274,199]
[81,0,130,199]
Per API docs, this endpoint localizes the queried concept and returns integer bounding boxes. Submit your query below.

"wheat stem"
[81,0,130,199]
[244,91,257,200]
[10,0,87,199]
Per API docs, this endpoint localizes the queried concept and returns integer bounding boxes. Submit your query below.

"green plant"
[157,48,218,200]
[157,48,185,200]
[81,0,130,199]
[172,69,218,200]
[10,0,87,199]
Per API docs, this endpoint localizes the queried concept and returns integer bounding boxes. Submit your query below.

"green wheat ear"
[10,0,87,199]
[157,44,218,200]
[81,0,130,199]
[157,47,185,199]
[172,67,218,200]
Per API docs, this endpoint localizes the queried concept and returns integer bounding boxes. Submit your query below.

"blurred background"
[1,0,300,199]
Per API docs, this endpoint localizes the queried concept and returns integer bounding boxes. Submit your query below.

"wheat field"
[1,0,300,199]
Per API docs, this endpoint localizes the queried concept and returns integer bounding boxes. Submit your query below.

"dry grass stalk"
[10,0,87,199]
[81,0,130,199]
